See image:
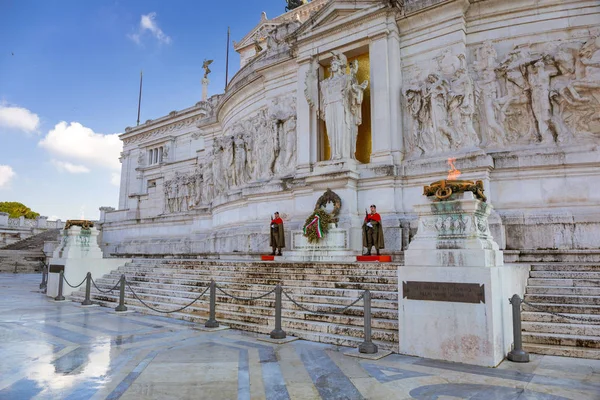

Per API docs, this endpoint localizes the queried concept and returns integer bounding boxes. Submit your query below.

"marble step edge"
[527,279,600,288]
[127,260,401,270]
[531,265,600,271]
[522,343,600,360]
[93,278,398,299]
[83,285,399,309]
[522,332,600,348]
[523,294,600,305]
[522,311,600,324]
[76,298,398,340]
[529,271,600,278]
[97,275,399,291]
[526,287,600,295]
[120,266,400,277]
[522,321,600,336]
[116,269,399,282]
[522,303,600,314]
[71,292,399,322]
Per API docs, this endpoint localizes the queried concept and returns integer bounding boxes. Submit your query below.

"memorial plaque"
[402,281,485,304]
[49,264,64,273]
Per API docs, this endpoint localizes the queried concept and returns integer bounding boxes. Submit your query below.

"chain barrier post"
[39,263,48,291]
[115,275,128,312]
[13,262,18,274]
[507,294,530,362]
[54,271,66,301]
[358,290,378,354]
[270,284,286,339]
[205,280,219,328]
[82,272,93,306]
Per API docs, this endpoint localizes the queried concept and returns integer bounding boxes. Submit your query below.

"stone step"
[522,332,600,349]
[522,311,600,325]
[527,278,600,288]
[530,264,600,272]
[122,265,399,277]
[522,302,600,315]
[529,271,600,280]
[102,274,398,292]
[526,286,600,296]
[69,292,397,342]
[98,277,398,301]
[117,269,398,284]
[96,283,398,310]
[522,321,600,336]
[523,343,600,360]
[130,259,400,270]
[523,294,600,305]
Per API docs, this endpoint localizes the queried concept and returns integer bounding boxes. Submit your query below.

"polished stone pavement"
[1,274,599,400]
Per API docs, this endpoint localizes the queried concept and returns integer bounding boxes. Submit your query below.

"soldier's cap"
[370,204,376,208]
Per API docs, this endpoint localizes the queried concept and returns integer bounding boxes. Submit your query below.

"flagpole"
[225,26,230,89]
[136,70,143,126]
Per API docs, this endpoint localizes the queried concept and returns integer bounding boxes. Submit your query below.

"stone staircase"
[2,229,60,251]
[70,258,400,351]
[522,263,600,359]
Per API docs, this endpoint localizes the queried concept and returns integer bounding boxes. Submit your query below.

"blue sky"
[0,0,289,220]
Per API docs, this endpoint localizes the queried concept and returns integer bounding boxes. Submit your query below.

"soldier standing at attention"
[362,204,384,255]
[270,212,285,256]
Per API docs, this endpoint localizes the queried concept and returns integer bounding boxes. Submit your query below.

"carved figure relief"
[404,51,480,156]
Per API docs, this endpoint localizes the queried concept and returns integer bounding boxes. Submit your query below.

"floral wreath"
[302,189,342,243]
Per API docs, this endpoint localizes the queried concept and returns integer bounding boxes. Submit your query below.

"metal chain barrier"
[522,299,600,324]
[91,278,121,294]
[216,284,276,301]
[125,280,210,314]
[63,274,88,289]
[282,289,364,315]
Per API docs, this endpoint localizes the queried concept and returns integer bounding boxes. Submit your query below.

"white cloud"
[51,159,91,174]
[39,122,122,171]
[128,12,171,45]
[0,165,16,188]
[110,172,121,187]
[0,105,40,133]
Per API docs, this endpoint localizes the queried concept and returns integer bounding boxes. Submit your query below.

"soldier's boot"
[271,247,276,256]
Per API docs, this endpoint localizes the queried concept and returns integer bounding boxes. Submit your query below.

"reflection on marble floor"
[1,274,599,400]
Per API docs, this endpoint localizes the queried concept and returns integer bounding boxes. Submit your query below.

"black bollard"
[507,294,530,362]
[270,284,286,339]
[13,262,18,274]
[82,272,93,306]
[205,280,219,328]
[358,290,378,354]
[39,264,47,291]
[55,271,66,301]
[115,275,128,312]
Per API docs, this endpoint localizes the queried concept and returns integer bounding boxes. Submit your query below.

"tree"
[0,202,40,219]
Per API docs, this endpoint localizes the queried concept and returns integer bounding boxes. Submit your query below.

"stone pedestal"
[47,226,129,297]
[399,192,527,367]
[283,224,357,262]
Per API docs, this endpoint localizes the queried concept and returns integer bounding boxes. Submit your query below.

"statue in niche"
[347,60,369,160]
[281,116,297,173]
[193,165,204,206]
[473,41,506,146]
[528,58,558,143]
[221,136,235,189]
[211,142,224,197]
[319,51,368,161]
[167,177,179,213]
[163,179,171,213]
[234,132,250,186]
[202,160,214,204]
[162,145,170,162]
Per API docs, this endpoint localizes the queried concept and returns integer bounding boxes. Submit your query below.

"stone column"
[368,27,402,165]
[202,77,209,101]
[118,151,130,209]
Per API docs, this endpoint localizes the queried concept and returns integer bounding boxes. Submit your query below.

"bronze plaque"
[49,264,64,273]
[402,281,485,304]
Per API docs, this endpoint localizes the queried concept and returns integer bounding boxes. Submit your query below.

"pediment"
[292,0,387,39]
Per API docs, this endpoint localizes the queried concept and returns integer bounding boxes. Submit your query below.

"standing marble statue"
[317,51,368,161]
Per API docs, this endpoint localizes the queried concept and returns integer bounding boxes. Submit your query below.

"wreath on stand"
[302,189,342,244]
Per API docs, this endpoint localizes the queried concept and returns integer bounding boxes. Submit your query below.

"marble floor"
[1,274,599,400]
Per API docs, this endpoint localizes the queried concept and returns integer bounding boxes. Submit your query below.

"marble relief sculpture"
[316,51,368,161]
[404,51,480,156]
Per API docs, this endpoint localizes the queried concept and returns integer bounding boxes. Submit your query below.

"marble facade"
[100,0,600,257]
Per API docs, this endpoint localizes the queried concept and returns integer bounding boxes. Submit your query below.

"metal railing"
[52,273,381,354]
